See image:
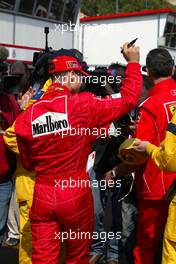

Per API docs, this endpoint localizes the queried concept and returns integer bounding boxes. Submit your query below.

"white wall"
[79,13,175,66]
[0,12,14,44]
[15,16,73,50]
[0,11,74,61]
[1,11,175,64]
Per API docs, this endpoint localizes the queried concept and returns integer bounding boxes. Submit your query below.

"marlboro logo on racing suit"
[32,112,69,137]
[31,96,69,138]
[32,113,69,137]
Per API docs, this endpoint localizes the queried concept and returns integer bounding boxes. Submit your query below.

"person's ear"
[146,68,153,79]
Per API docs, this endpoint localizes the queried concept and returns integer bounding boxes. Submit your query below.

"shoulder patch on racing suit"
[164,101,176,123]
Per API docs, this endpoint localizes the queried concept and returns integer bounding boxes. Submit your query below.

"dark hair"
[10,61,29,75]
[146,48,174,78]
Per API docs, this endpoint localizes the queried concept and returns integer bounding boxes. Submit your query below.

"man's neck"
[153,76,171,85]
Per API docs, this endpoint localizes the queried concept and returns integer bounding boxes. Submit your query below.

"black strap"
[167,123,176,135]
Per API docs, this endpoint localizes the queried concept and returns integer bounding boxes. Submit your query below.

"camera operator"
[13,42,142,264]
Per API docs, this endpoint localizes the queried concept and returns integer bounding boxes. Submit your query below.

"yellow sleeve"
[146,112,176,172]
[3,122,19,154]
[41,78,52,92]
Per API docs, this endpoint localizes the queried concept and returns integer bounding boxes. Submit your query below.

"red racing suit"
[14,62,142,264]
[133,78,176,264]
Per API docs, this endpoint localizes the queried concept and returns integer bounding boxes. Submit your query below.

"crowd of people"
[0,42,176,264]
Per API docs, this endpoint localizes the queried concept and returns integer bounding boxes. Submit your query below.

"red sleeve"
[135,108,157,142]
[16,136,34,171]
[88,62,142,127]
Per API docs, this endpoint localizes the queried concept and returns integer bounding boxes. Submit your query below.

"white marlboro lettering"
[32,112,69,137]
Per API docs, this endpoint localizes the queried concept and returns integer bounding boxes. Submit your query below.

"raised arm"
[88,43,142,127]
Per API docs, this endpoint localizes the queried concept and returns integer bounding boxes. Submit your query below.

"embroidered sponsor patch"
[31,96,69,137]
[164,101,176,123]
[67,61,79,68]
[32,112,69,137]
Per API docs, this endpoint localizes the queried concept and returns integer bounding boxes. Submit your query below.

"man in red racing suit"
[14,44,142,264]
